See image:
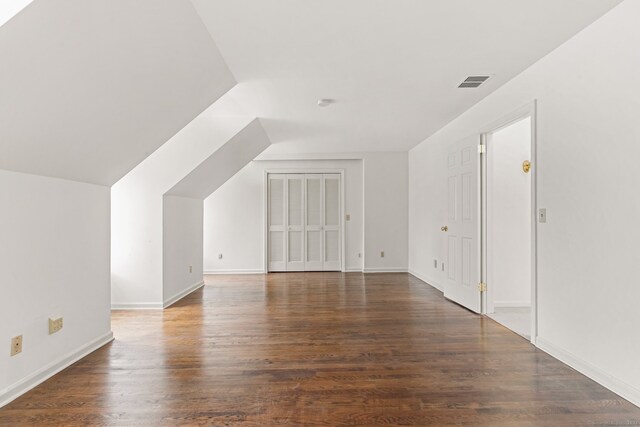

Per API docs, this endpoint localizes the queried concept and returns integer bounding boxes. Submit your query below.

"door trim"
[263,169,346,273]
[479,100,538,345]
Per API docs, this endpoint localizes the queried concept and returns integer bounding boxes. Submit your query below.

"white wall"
[488,118,531,308]
[363,153,409,272]
[0,169,112,406]
[409,0,640,405]
[204,159,364,272]
[163,195,203,305]
[204,152,408,273]
[111,113,254,308]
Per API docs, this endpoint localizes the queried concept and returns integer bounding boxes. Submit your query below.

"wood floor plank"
[1,272,639,426]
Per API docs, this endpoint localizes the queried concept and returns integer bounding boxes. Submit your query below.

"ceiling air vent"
[458,76,490,88]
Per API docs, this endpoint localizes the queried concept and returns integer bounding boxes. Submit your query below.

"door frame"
[479,100,538,344]
[263,169,346,273]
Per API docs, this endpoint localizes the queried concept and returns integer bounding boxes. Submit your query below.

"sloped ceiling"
[0,0,33,28]
[192,0,622,154]
[166,119,271,199]
[0,0,235,185]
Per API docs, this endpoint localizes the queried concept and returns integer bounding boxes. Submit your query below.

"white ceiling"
[192,0,622,154]
[167,119,271,199]
[0,0,235,185]
[0,0,32,28]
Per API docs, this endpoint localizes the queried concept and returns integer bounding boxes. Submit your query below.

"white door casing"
[444,135,481,313]
[479,101,538,343]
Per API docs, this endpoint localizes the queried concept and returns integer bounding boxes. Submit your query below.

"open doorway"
[482,107,536,341]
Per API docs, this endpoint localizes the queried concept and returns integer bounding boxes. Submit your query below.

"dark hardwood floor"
[1,273,639,426]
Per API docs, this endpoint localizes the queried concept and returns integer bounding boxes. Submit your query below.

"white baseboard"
[362,267,408,273]
[494,301,531,308]
[111,301,163,310]
[408,269,444,292]
[203,269,265,275]
[536,337,640,408]
[163,281,204,308]
[345,268,364,272]
[0,331,114,408]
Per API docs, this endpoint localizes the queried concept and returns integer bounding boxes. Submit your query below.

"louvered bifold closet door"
[323,174,341,271]
[305,174,324,271]
[268,175,286,271]
[286,174,305,271]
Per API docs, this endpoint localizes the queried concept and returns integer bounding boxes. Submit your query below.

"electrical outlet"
[49,317,63,335]
[380,251,385,258]
[10,335,22,356]
[441,262,445,271]
[218,253,223,259]
[189,265,193,273]
[358,253,361,258]
[345,214,351,221]
[434,259,438,268]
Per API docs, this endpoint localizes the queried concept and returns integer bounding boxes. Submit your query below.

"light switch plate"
[539,208,547,223]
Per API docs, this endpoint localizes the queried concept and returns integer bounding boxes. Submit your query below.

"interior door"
[268,173,342,272]
[443,135,481,312]
[286,174,305,271]
[268,175,286,271]
[305,174,324,270]
[323,174,341,271]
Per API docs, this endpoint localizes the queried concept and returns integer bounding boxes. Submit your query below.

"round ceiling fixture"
[317,98,334,107]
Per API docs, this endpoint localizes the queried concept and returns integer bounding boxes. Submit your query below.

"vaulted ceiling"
[192,0,622,154]
[0,0,623,185]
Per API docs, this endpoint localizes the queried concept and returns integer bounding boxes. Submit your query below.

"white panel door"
[286,174,305,271]
[444,136,481,313]
[323,174,341,271]
[305,174,324,271]
[268,173,342,272]
[268,175,286,271]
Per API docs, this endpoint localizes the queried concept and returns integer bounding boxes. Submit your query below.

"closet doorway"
[481,105,536,342]
[266,173,343,272]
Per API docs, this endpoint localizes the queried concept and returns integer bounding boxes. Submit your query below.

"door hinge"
[478,282,487,292]
[478,144,486,154]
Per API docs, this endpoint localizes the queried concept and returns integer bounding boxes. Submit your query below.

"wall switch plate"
[380,251,385,258]
[11,335,22,356]
[49,317,63,335]
[441,262,445,271]
[434,259,438,268]
[539,208,547,223]
[188,265,193,273]
[358,253,361,258]
[345,214,351,221]
[218,253,223,259]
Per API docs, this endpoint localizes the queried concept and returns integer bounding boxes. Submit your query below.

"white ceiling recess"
[192,0,622,154]
[166,119,271,199]
[0,0,235,186]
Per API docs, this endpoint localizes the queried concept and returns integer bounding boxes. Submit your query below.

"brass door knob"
[441,226,448,232]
